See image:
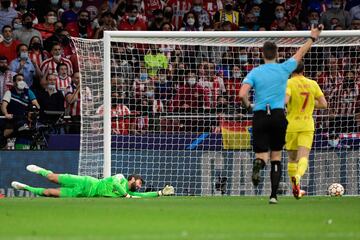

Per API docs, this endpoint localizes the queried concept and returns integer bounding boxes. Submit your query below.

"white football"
[328,183,345,196]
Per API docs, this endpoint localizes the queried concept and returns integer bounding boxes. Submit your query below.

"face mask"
[275,12,284,19]
[140,73,148,81]
[145,91,154,98]
[253,11,260,17]
[20,52,28,60]
[31,42,42,50]
[17,80,27,90]
[51,0,59,5]
[3,37,12,43]
[275,0,285,4]
[225,4,233,11]
[47,84,56,91]
[193,5,202,12]
[128,16,137,23]
[14,23,22,29]
[47,16,57,24]
[187,18,195,26]
[0,66,7,72]
[254,0,262,4]
[79,18,88,25]
[24,22,33,29]
[53,54,61,61]
[332,4,341,9]
[233,72,241,78]
[187,78,196,86]
[164,11,172,19]
[310,19,319,26]
[2,1,11,8]
[62,2,70,9]
[239,55,248,62]
[74,1,83,9]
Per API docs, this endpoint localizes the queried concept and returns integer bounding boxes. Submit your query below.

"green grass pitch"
[1,197,360,240]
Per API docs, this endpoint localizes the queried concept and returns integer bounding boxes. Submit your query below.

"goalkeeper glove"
[158,185,175,196]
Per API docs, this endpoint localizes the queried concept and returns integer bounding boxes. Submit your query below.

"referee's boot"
[252,159,265,186]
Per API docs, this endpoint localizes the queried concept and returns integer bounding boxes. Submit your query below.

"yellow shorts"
[285,131,314,150]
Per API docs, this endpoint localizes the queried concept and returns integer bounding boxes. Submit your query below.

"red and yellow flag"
[221,120,252,150]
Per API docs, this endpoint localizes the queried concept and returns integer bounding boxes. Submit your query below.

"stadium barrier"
[1,148,359,197]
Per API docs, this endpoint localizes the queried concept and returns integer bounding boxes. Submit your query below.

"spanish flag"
[221,120,252,150]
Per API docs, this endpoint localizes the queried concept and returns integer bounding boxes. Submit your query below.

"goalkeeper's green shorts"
[58,174,98,198]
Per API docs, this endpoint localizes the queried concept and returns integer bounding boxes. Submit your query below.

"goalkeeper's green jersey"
[59,174,159,198]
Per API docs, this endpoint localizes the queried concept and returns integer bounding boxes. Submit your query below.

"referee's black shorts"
[252,109,288,153]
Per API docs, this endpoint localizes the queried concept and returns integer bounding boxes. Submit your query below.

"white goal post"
[74,30,360,196]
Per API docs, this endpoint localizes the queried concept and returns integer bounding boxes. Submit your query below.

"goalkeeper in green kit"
[11,165,175,198]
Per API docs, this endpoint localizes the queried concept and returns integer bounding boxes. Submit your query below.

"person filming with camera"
[1,73,40,147]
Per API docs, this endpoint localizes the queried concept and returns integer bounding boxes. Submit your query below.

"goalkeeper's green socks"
[296,157,309,177]
[38,169,53,177]
[24,186,45,196]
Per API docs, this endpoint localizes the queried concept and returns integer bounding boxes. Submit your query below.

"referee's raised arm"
[292,24,323,62]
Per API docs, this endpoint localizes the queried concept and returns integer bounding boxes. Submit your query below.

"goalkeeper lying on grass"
[11,165,174,198]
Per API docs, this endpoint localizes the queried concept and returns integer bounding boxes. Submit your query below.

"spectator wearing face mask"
[36,73,65,124]
[34,10,57,40]
[320,0,351,30]
[214,0,240,29]
[166,0,193,30]
[1,73,40,139]
[191,0,211,28]
[61,0,84,26]
[28,36,46,69]
[270,4,289,30]
[0,0,18,32]
[10,44,41,87]
[66,9,93,38]
[13,13,43,46]
[40,42,73,76]
[302,9,320,30]
[118,5,147,31]
[0,55,16,100]
[0,25,21,63]
[180,11,203,31]
[172,71,207,113]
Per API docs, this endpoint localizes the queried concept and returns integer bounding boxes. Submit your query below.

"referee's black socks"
[270,161,282,199]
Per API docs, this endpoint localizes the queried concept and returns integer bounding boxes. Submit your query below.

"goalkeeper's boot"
[252,159,264,187]
[291,175,301,199]
[26,165,53,176]
[11,181,28,190]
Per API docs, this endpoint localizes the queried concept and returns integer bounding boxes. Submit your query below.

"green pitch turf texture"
[1,197,360,240]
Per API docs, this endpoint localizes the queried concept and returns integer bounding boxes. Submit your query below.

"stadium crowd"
[0,0,359,144]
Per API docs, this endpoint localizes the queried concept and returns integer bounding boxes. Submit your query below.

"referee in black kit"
[239,25,323,204]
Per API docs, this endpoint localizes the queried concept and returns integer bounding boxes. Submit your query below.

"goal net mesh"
[72,34,360,196]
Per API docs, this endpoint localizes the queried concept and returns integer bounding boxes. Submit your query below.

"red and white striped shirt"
[29,50,45,67]
[96,104,132,135]
[65,83,80,116]
[0,70,15,100]
[40,57,73,76]
[56,75,72,93]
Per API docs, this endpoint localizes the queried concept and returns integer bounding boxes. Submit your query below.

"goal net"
[72,31,360,196]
